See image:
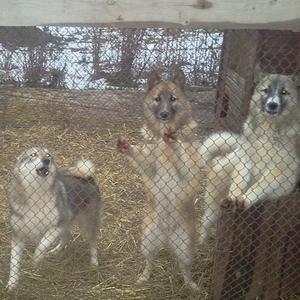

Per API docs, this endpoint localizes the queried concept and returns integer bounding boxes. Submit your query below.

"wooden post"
[211,194,300,300]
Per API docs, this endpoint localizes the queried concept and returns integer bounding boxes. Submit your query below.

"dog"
[116,70,201,292]
[198,65,300,244]
[141,69,198,143]
[6,147,103,291]
[117,127,202,291]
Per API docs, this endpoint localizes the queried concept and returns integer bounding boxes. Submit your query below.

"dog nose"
[267,102,279,111]
[42,158,50,165]
[160,111,170,119]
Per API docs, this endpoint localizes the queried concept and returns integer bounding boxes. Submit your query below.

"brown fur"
[141,70,198,143]
[117,71,202,291]
[117,125,202,291]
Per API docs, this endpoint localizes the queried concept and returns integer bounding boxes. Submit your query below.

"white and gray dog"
[199,65,300,244]
[6,147,103,291]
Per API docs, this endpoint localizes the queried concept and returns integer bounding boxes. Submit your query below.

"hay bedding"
[0,85,224,299]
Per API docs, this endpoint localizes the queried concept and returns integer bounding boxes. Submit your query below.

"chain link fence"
[0,27,299,300]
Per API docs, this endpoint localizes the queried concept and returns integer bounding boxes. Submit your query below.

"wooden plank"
[218,204,264,300]
[261,198,292,299]
[215,30,232,121]
[279,193,300,298]
[212,195,300,300]
[223,70,246,130]
[245,200,277,300]
[257,31,300,74]
[216,30,259,132]
[211,210,237,300]
[0,0,300,29]
[212,204,261,300]
[219,209,253,300]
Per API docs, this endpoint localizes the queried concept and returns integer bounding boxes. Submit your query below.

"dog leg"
[137,251,157,286]
[88,239,99,267]
[48,230,71,254]
[221,164,298,210]
[170,226,199,292]
[199,157,233,244]
[6,236,25,292]
[81,227,99,267]
[243,168,297,208]
[78,212,100,267]
[178,260,199,292]
[33,227,63,265]
[137,219,163,285]
[116,136,153,173]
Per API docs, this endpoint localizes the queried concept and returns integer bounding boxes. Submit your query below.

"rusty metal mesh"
[0,27,299,300]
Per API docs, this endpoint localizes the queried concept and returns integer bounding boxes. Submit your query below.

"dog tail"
[59,159,96,178]
[199,131,239,163]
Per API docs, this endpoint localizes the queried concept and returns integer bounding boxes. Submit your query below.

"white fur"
[199,72,300,245]
[6,148,102,291]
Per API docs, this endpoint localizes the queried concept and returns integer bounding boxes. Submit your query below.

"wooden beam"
[1,0,300,30]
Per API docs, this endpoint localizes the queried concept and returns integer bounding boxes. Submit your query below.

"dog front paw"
[136,275,149,286]
[163,127,179,143]
[220,196,246,211]
[5,283,17,293]
[116,136,132,153]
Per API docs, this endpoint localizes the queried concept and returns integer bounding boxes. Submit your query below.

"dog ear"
[254,62,267,83]
[173,69,186,90]
[291,68,300,87]
[146,71,161,91]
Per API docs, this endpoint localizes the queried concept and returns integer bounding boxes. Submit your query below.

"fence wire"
[0,27,299,300]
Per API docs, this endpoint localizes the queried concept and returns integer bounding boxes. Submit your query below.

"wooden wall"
[212,194,300,300]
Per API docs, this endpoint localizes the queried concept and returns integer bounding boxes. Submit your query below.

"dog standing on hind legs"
[117,69,202,291]
[141,69,199,143]
[6,147,103,292]
[117,127,202,292]
[198,65,300,245]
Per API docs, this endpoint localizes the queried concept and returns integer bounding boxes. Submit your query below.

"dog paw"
[163,127,179,143]
[5,283,17,293]
[116,136,132,153]
[220,196,246,211]
[90,258,99,267]
[136,276,148,285]
[136,275,149,286]
[187,280,200,293]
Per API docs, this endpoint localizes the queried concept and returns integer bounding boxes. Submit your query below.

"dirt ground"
[0,85,299,300]
[0,84,218,300]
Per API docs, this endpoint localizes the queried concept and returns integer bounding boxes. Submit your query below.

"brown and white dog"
[141,69,198,143]
[6,147,103,291]
[117,70,202,291]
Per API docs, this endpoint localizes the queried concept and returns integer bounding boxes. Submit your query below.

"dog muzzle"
[36,158,51,177]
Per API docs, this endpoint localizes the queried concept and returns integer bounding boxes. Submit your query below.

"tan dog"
[141,69,198,143]
[198,66,300,244]
[6,147,103,291]
[117,70,203,291]
[117,127,202,291]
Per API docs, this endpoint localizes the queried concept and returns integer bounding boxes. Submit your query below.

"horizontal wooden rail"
[1,0,300,29]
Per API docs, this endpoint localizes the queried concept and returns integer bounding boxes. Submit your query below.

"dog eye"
[30,153,37,157]
[45,153,51,157]
[155,96,160,102]
[170,96,177,101]
[281,89,288,95]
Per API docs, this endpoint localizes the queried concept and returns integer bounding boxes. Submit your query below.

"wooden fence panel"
[211,193,300,300]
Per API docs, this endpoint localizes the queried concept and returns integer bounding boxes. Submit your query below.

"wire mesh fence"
[0,27,299,300]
